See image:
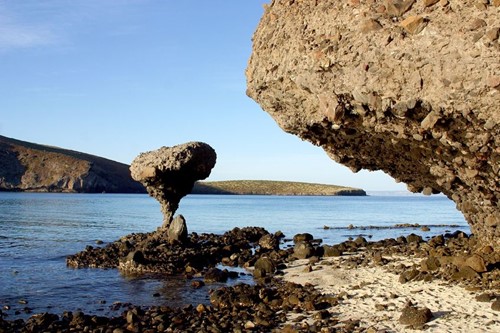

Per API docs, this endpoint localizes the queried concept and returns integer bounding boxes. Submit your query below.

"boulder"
[293,241,315,259]
[254,257,276,278]
[167,215,188,244]
[399,304,433,327]
[130,142,216,228]
[247,0,499,249]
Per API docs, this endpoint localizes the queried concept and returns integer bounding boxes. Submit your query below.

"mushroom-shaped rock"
[130,142,216,228]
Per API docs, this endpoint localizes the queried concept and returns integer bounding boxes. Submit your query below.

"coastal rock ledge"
[247,1,499,248]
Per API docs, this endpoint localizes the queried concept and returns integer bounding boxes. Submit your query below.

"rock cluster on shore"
[246,0,499,249]
[1,224,497,332]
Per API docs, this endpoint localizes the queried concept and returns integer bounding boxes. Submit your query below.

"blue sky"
[0,0,407,191]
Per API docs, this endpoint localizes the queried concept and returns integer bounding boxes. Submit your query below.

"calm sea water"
[0,192,468,319]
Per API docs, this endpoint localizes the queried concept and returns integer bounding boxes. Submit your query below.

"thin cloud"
[0,23,55,49]
[0,4,56,50]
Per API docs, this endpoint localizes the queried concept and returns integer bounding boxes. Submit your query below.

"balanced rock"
[130,142,216,228]
[247,1,499,249]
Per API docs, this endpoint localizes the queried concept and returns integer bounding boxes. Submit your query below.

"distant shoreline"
[191,180,366,196]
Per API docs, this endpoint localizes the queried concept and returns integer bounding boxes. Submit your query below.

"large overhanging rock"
[247,1,499,248]
[130,142,216,228]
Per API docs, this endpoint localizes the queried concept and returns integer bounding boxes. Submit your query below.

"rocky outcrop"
[0,135,145,193]
[130,142,216,228]
[247,1,499,248]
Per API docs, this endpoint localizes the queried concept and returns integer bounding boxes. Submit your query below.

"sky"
[0,0,407,191]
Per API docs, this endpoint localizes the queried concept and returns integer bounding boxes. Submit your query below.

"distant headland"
[0,135,365,195]
[192,180,366,196]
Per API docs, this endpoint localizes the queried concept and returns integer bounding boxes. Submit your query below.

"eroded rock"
[247,0,499,249]
[130,142,216,228]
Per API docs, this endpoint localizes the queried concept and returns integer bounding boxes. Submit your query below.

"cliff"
[0,135,145,193]
[247,1,499,247]
[192,180,366,196]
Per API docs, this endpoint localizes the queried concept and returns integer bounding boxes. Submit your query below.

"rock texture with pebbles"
[247,0,500,248]
[130,142,216,228]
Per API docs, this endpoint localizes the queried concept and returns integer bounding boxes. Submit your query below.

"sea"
[0,192,468,320]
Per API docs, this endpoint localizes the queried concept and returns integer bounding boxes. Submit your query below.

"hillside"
[192,180,366,196]
[0,135,145,193]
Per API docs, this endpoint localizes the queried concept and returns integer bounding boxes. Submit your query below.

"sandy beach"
[282,254,500,332]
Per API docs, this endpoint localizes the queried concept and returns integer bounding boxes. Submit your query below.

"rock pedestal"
[246,1,499,248]
[130,142,216,229]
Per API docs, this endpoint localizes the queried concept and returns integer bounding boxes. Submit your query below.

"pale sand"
[281,255,499,332]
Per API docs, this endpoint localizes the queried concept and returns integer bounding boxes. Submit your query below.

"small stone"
[401,16,427,35]
[421,256,440,271]
[423,0,439,6]
[360,19,383,33]
[487,76,500,88]
[493,0,500,7]
[385,0,416,17]
[470,18,487,31]
[451,266,479,281]
[485,28,499,42]
[399,304,433,326]
[196,303,206,313]
[421,226,430,231]
[244,321,256,329]
[465,254,487,273]
[492,299,500,311]
[475,293,493,302]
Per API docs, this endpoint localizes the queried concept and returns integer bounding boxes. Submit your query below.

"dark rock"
[421,256,441,272]
[451,266,479,281]
[399,304,433,326]
[475,293,493,302]
[323,245,343,257]
[293,241,315,259]
[293,233,313,244]
[259,234,280,250]
[254,257,276,277]
[406,234,423,243]
[204,268,228,283]
[492,299,500,311]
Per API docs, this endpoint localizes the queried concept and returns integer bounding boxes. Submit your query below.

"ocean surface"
[0,192,468,319]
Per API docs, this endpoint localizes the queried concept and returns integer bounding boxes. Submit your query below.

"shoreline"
[1,227,498,332]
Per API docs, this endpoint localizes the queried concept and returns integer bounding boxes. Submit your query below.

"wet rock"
[130,142,216,229]
[204,268,228,283]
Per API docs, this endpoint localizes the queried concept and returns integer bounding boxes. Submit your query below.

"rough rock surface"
[130,142,216,228]
[0,135,145,193]
[247,0,500,248]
